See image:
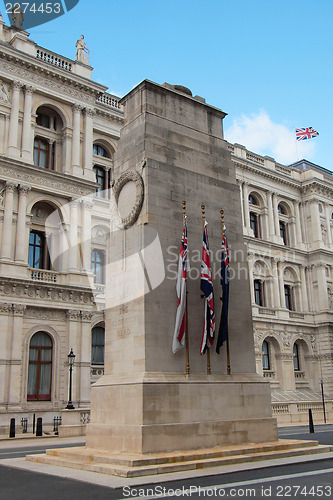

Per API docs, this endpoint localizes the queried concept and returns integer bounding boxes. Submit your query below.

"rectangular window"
[33,138,49,168]
[29,231,50,270]
[284,285,294,310]
[91,249,105,284]
[250,212,260,238]
[280,221,288,245]
[93,166,106,198]
[254,280,264,306]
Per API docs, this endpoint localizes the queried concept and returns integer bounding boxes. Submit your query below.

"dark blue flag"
[216,225,229,354]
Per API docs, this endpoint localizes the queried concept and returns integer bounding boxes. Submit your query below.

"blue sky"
[2,0,331,168]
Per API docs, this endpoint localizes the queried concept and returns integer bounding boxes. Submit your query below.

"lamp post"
[66,348,75,410]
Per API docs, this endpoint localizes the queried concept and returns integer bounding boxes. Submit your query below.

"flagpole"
[201,203,211,375]
[220,209,231,375]
[183,200,190,376]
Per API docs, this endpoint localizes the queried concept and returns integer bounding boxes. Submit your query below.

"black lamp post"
[66,348,75,410]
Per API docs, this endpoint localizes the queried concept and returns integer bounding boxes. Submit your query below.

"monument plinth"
[85,80,278,454]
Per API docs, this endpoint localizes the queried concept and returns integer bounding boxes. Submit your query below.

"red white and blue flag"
[216,224,230,354]
[296,127,319,141]
[172,216,189,354]
[200,221,215,355]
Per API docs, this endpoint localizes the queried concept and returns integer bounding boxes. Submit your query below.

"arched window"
[254,279,265,306]
[278,203,286,215]
[34,106,63,171]
[293,343,300,371]
[92,326,105,365]
[93,144,109,158]
[249,194,258,205]
[28,202,55,271]
[262,340,270,370]
[27,332,52,401]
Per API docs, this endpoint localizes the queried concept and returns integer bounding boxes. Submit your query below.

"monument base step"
[26,439,333,478]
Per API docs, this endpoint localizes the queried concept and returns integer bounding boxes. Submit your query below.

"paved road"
[0,426,332,500]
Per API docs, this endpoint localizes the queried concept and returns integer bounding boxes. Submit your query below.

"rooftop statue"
[11,3,24,29]
[75,35,90,64]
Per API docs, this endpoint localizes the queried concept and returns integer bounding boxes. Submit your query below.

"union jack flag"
[296,127,319,141]
[216,224,230,354]
[172,216,189,354]
[200,221,215,355]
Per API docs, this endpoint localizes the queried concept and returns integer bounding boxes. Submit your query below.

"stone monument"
[85,80,278,454]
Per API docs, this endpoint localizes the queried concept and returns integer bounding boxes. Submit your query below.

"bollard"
[33,413,36,434]
[36,417,43,437]
[9,418,15,438]
[309,408,315,433]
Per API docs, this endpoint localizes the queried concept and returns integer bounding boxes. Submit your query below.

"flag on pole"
[172,216,189,354]
[216,224,230,354]
[200,221,215,355]
[296,127,319,141]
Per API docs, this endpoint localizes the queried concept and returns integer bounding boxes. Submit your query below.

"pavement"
[0,429,333,489]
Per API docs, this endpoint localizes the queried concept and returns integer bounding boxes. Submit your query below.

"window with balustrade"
[27,332,52,401]
[28,230,50,270]
[278,202,291,245]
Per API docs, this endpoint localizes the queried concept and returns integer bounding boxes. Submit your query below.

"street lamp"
[66,348,75,410]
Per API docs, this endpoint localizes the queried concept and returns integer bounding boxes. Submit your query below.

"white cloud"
[224,110,316,165]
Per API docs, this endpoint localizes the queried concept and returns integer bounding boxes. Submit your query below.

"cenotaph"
[85,80,278,454]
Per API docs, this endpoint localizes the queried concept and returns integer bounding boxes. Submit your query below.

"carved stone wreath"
[113,170,144,228]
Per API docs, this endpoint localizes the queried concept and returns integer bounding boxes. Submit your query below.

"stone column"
[80,311,93,405]
[243,182,250,229]
[325,204,332,246]
[21,86,34,161]
[83,108,95,181]
[68,200,79,271]
[62,131,72,174]
[71,104,82,175]
[294,201,303,245]
[267,191,275,238]
[317,264,328,310]
[66,310,81,404]
[8,305,26,406]
[238,181,245,227]
[278,261,285,308]
[1,182,16,260]
[15,185,30,262]
[81,199,93,273]
[310,198,322,244]
[8,81,21,158]
[272,258,281,308]
[272,192,280,238]
[300,265,309,312]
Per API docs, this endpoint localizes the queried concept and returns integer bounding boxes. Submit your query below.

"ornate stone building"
[0,20,331,433]
[233,145,333,422]
[0,20,123,432]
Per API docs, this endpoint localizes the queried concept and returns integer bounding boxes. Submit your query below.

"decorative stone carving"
[91,225,109,244]
[66,309,81,321]
[0,303,12,314]
[113,170,144,228]
[13,304,26,316]
[81,311,93,322]
[24,308,66,321]
[0,79,9,102]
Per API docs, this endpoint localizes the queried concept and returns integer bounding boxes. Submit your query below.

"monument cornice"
[0,156,96,197]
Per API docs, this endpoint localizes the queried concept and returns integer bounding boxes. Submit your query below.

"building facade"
[0,20,331,432]
[0,20,123,432]
[233,145,333,422]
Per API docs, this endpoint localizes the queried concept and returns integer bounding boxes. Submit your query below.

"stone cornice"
[0,43,107,101]
[234,159,300,189]
[0,156,96,197]
[0,276,94,307]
